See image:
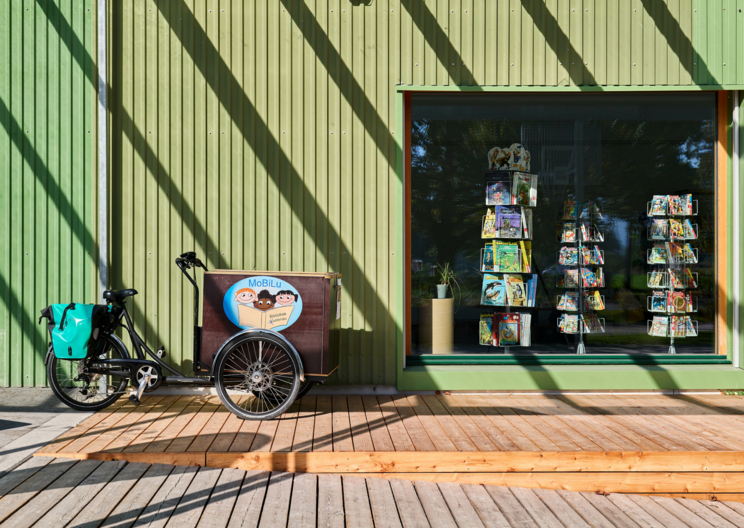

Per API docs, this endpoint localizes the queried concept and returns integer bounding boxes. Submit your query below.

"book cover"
[562,291,579,311]
[681,194,693,215]
[520,313,532,346]
[561,222,576,243]
[683,243,697,263]
[485,175,512,206]
[562,200,577,220]
[650,316,669,337]
[238,304,295,330]
[498,313,520,346]
[649,244,666,264]
[650,219,668,240]
[685,316,697,336]
[668,195,683,215]
[585,290,605,311]
[512,173,537,206]
[505,275,527,306]
[518,241,531,272]
[594,245,604,264]
[559,314,579,334]
[668,291,686,313]
[581,268,599,288]
[650,195,668,215]
[496,244,520,273]
[650,292,667,312]
[563,269,579,288]
[669,218,685,239]
[482,209,497,238]
[683,219,697,239]
[669,270,684,289]
[498,213,521,238]
[671,315,686,337]
[649,269,665,287]
[479,313,495,345]
[523,208,533,239]
[481,274,506,306]
[686,292,694,312]
[482,243,494,271]
[559,246,578,266]
[684,268,697,288]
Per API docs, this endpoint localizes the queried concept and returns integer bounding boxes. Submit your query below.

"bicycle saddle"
[103,289,138,303]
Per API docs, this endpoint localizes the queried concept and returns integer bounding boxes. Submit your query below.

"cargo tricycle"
[40,252,340,420]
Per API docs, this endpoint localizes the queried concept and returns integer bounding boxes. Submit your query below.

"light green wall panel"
[0,0,96,387]
[2,1,743,386]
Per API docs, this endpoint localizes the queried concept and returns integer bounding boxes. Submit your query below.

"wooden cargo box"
[201,271,341,381]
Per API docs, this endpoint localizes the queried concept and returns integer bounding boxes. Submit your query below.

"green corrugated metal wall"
[0,0,95,387]
[1,0,743,386]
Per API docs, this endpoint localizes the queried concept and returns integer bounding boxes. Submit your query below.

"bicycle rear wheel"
[47,334,129,412]
[214,333,301,420]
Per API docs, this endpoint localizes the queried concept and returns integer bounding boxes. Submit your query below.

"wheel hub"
[246,361,273,392]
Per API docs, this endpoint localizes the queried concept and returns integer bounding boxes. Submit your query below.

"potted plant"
[436,262,459,299]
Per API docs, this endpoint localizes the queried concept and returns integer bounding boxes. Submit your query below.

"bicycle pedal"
[129,394,141,406]
[157,346,166,359]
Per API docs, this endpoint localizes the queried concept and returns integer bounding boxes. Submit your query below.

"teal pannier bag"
[39,303,109,360]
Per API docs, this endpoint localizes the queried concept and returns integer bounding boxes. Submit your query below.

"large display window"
[408,92,718,356]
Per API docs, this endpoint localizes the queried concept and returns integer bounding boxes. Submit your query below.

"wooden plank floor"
[34,393,744,500]
[6,456,744,527]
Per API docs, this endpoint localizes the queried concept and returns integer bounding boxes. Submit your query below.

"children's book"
[482,209,497,238]
[683,219,697,239]
[485,174,512,206]
[496,244,520,273]
[584,290,605,311]
[561,222,576,243]
[559,247,578,266]
[519,313,532,346]
[498,313,520,346]
[559,314,579,334]
[650,219,668,240]
[498,213,521,238]
[685,316,697,336]
[668,195,683,216]
[649,245,667,264]
[504,275,527,306]
[650,195,668,216]
[479,313,495,345]
[669,270,684,289]
[560,291,579,311]
[669,218,685,239]
[512,173,537,207]
[650,291,667,312]
[581,246,603,266]
[650,316,669,337]
[481,274,506,306]
[684,268,697,288]
[581,268,600,288]
[668,291,686,313]
[681,194,693,215]
[683,243,697,263]
[562,200,577,220]
[563,269,579,288]
[649,269,666,287]
[581,313,604,333]
[518,241,531,272]
[671,316,686,338]
[594,246,604,264]
[665,242,683,263]
[482,243,494,271]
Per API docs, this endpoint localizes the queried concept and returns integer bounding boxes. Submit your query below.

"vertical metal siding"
[0,0,95,387]
[2,1,743,386]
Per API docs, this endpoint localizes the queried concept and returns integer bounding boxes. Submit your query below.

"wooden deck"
[35,392,744,501]
[6,456,744,527]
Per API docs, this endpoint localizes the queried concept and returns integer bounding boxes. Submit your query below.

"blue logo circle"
[223,276,303,332]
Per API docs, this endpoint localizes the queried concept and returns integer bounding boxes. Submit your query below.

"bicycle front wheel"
[47,334,129,412]
[214,333,301,420]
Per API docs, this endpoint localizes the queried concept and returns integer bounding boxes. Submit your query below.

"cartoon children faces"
[235,288,257,305]
[255,290,275,312]
[275,290,297,306]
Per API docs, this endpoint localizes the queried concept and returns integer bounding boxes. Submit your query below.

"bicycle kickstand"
[129,373,152,406]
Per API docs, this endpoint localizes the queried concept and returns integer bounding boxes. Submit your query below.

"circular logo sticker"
[223,276,303,332]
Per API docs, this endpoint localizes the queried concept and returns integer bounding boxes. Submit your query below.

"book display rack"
[556,200,606,354]
[478,144,538,350]
[645,195,699,354]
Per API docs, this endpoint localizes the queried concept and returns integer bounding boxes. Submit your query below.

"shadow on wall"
[0,0,732,388]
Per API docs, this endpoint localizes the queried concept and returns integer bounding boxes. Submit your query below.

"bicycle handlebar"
[176,252,209,272]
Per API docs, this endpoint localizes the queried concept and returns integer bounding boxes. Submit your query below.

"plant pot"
[436,284,448,299]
